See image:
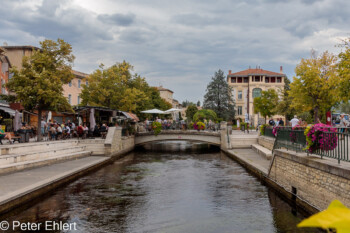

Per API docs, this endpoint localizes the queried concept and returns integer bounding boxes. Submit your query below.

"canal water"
[2,141,320,233]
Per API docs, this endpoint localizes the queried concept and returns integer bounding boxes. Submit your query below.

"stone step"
[252,144,273,160]
[0,140,80,155]
[230,137,258,149]
[0,151,92,175]
[0,146,86,165]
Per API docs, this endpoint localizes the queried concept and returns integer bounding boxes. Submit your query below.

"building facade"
[2,45,37,70]
[63,70,88,106]
[0,47,11,95]
[227,67,286,126]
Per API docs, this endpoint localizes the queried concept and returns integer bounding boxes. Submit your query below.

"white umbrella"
[164,108,182,113]
[78,116,83,126]
[13,110,21,131]
[47,111,52,123]
[141,109,168,114]
[90,108,96,130]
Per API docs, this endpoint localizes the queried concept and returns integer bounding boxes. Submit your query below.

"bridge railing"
[273,126,350,164]
[138,122,221,133]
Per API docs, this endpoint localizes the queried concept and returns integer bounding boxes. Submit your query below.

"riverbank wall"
[224,134,350,214]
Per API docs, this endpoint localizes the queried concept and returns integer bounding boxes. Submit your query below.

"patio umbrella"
[13,110,21,131]
[90,108,96,130]
[47,111,52,123]
[141,109,168,114]
[164,108,182,113]
[78,116,83,126]
[165,108,182,120]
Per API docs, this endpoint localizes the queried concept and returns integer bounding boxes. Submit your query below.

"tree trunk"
[314,106,319,124]
[37,108,42,141]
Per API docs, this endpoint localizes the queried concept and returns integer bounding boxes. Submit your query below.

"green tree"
[182,100,195,107]
[6,39,75,141]
[253,89,279,123]
[339,101,350,114]
[338,38,350,101]
[203,69,235,121]
[193,109,217,122]
[185,105,198,122]
[81,61,171,117]
[289,51,340,122]
[275,77,297,121]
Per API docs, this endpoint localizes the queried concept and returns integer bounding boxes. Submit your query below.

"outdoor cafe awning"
[121,111,140,122]
[0,106,17,116]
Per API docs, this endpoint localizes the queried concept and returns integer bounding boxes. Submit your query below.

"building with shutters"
[227,67,286,126]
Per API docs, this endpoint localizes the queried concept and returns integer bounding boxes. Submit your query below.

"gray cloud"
[98,13,136,26]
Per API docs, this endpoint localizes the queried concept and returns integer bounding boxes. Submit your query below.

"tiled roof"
[72,70,89,78]
[2,45,40,50]
[156,86,174,93]
[228,68,285,77]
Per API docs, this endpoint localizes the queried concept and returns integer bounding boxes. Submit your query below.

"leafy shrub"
[152,121,162,136]
[193,109,217,122]
[193,121,205,130]
[260,124,268,135]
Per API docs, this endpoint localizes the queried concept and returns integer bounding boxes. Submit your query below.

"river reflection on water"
[2,141,320,233]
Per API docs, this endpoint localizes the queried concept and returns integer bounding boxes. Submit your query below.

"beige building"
[157,86,174,106]
[227,67,285,126]
[63,70,88,106]
[2,45,38,70]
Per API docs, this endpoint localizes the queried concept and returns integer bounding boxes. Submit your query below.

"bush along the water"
[304,123,337,153]
[152,121,162,136]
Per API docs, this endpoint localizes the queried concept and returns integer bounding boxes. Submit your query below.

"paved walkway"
[226,148,271,175]
[0,156,109,208]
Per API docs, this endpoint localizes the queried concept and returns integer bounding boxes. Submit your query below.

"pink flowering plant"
[193,121,206,130]
[304,123,337,153]
[272,126,281,137]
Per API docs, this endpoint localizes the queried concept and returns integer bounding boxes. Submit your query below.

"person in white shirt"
[290,115,300,128]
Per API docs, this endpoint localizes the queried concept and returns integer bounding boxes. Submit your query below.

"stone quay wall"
[258,136,275,150]
[269,149,350,210]
[104,127,135,157]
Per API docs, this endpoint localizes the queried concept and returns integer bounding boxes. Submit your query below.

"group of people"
[268,118,285,127]
[40,118,109,140]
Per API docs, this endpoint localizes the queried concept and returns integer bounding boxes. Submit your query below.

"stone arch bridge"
[135,130,221,146]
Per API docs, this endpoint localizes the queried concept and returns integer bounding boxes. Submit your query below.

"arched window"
[252,88,262,98]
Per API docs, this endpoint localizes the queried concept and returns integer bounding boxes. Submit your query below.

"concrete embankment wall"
[269,149,350,211]
[258,136,275,150]
[104,127,135,157]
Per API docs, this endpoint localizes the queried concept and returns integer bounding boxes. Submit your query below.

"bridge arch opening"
[135,141,220,154]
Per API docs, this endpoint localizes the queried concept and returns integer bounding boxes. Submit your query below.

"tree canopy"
[81,61,171,117]
[253,89,279,123]
[338,38,350,101]
[185,105,198,122]
[6,39,75,140]
[289,51,340,122]
[193,109,217,122]
[203,69,235,121]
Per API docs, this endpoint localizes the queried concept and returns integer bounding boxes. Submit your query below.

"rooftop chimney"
[229,70,232,74]
[280,66,283,73]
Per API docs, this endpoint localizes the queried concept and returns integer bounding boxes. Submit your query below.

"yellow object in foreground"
[297,200,350,233]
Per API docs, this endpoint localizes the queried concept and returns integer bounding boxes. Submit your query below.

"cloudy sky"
[1,0,349,103]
